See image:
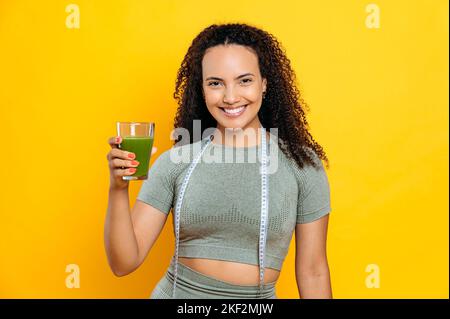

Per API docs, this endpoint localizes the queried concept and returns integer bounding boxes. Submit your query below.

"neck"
[212,117,265,147]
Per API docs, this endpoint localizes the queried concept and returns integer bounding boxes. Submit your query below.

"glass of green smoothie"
[116,122,155,181]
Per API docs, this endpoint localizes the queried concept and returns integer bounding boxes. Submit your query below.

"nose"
[223,87,240,105]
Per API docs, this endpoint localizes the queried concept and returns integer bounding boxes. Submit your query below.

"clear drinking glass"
[116,122,155,180]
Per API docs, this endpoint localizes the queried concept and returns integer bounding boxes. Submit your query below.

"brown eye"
[208,81,221,87]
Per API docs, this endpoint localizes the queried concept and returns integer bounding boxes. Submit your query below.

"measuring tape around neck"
[171,126,269,298]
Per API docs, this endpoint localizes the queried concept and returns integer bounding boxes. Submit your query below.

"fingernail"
[116,137,121,143]
[129,168,136,173]
[131,160,139,166]
[128,153,135,159]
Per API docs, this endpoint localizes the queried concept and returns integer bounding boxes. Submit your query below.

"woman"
[104,23,332,299]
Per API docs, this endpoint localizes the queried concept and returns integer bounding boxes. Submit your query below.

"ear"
[262,78,267,93]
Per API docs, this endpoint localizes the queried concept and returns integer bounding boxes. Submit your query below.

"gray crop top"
[137,137,331,271]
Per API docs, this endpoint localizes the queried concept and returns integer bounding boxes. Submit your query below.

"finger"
[108,136,122,149]
[111,158,139,169]
[113,167,137,177]
[109,148,136,160]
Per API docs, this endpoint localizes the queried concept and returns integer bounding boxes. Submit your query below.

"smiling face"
[201,44,267,133]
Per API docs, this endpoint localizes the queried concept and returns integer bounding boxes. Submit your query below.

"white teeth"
[223,106,246,114]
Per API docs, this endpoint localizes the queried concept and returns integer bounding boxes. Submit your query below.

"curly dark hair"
[173,23,329,170]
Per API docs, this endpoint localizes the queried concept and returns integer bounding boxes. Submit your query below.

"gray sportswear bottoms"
[150,261,277,299]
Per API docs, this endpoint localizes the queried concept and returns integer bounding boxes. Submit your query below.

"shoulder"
[150,140,204,171]
[282,145,328,190]
[302,146,325,170]
[165,140,205,164]
[280,143,324,169]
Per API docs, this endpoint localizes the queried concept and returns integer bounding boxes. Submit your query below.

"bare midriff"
[178,257,280,286]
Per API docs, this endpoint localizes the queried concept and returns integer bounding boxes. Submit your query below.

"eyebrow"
[205,73,255,81]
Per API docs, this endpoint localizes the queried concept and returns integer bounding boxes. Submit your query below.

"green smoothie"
[120,136,154,179]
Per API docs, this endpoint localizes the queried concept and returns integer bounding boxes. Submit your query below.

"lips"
[219,105,248,117]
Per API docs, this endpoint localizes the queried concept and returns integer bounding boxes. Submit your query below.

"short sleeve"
[295,150,331,224]
[136,150,175,215]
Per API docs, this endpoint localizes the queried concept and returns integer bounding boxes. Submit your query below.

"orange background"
[0,0,448,298]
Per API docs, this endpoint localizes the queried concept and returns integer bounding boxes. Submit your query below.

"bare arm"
[104,136,168,277]
[104,187,139,276]
[104,188,168,277]
[295,214,332,299]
